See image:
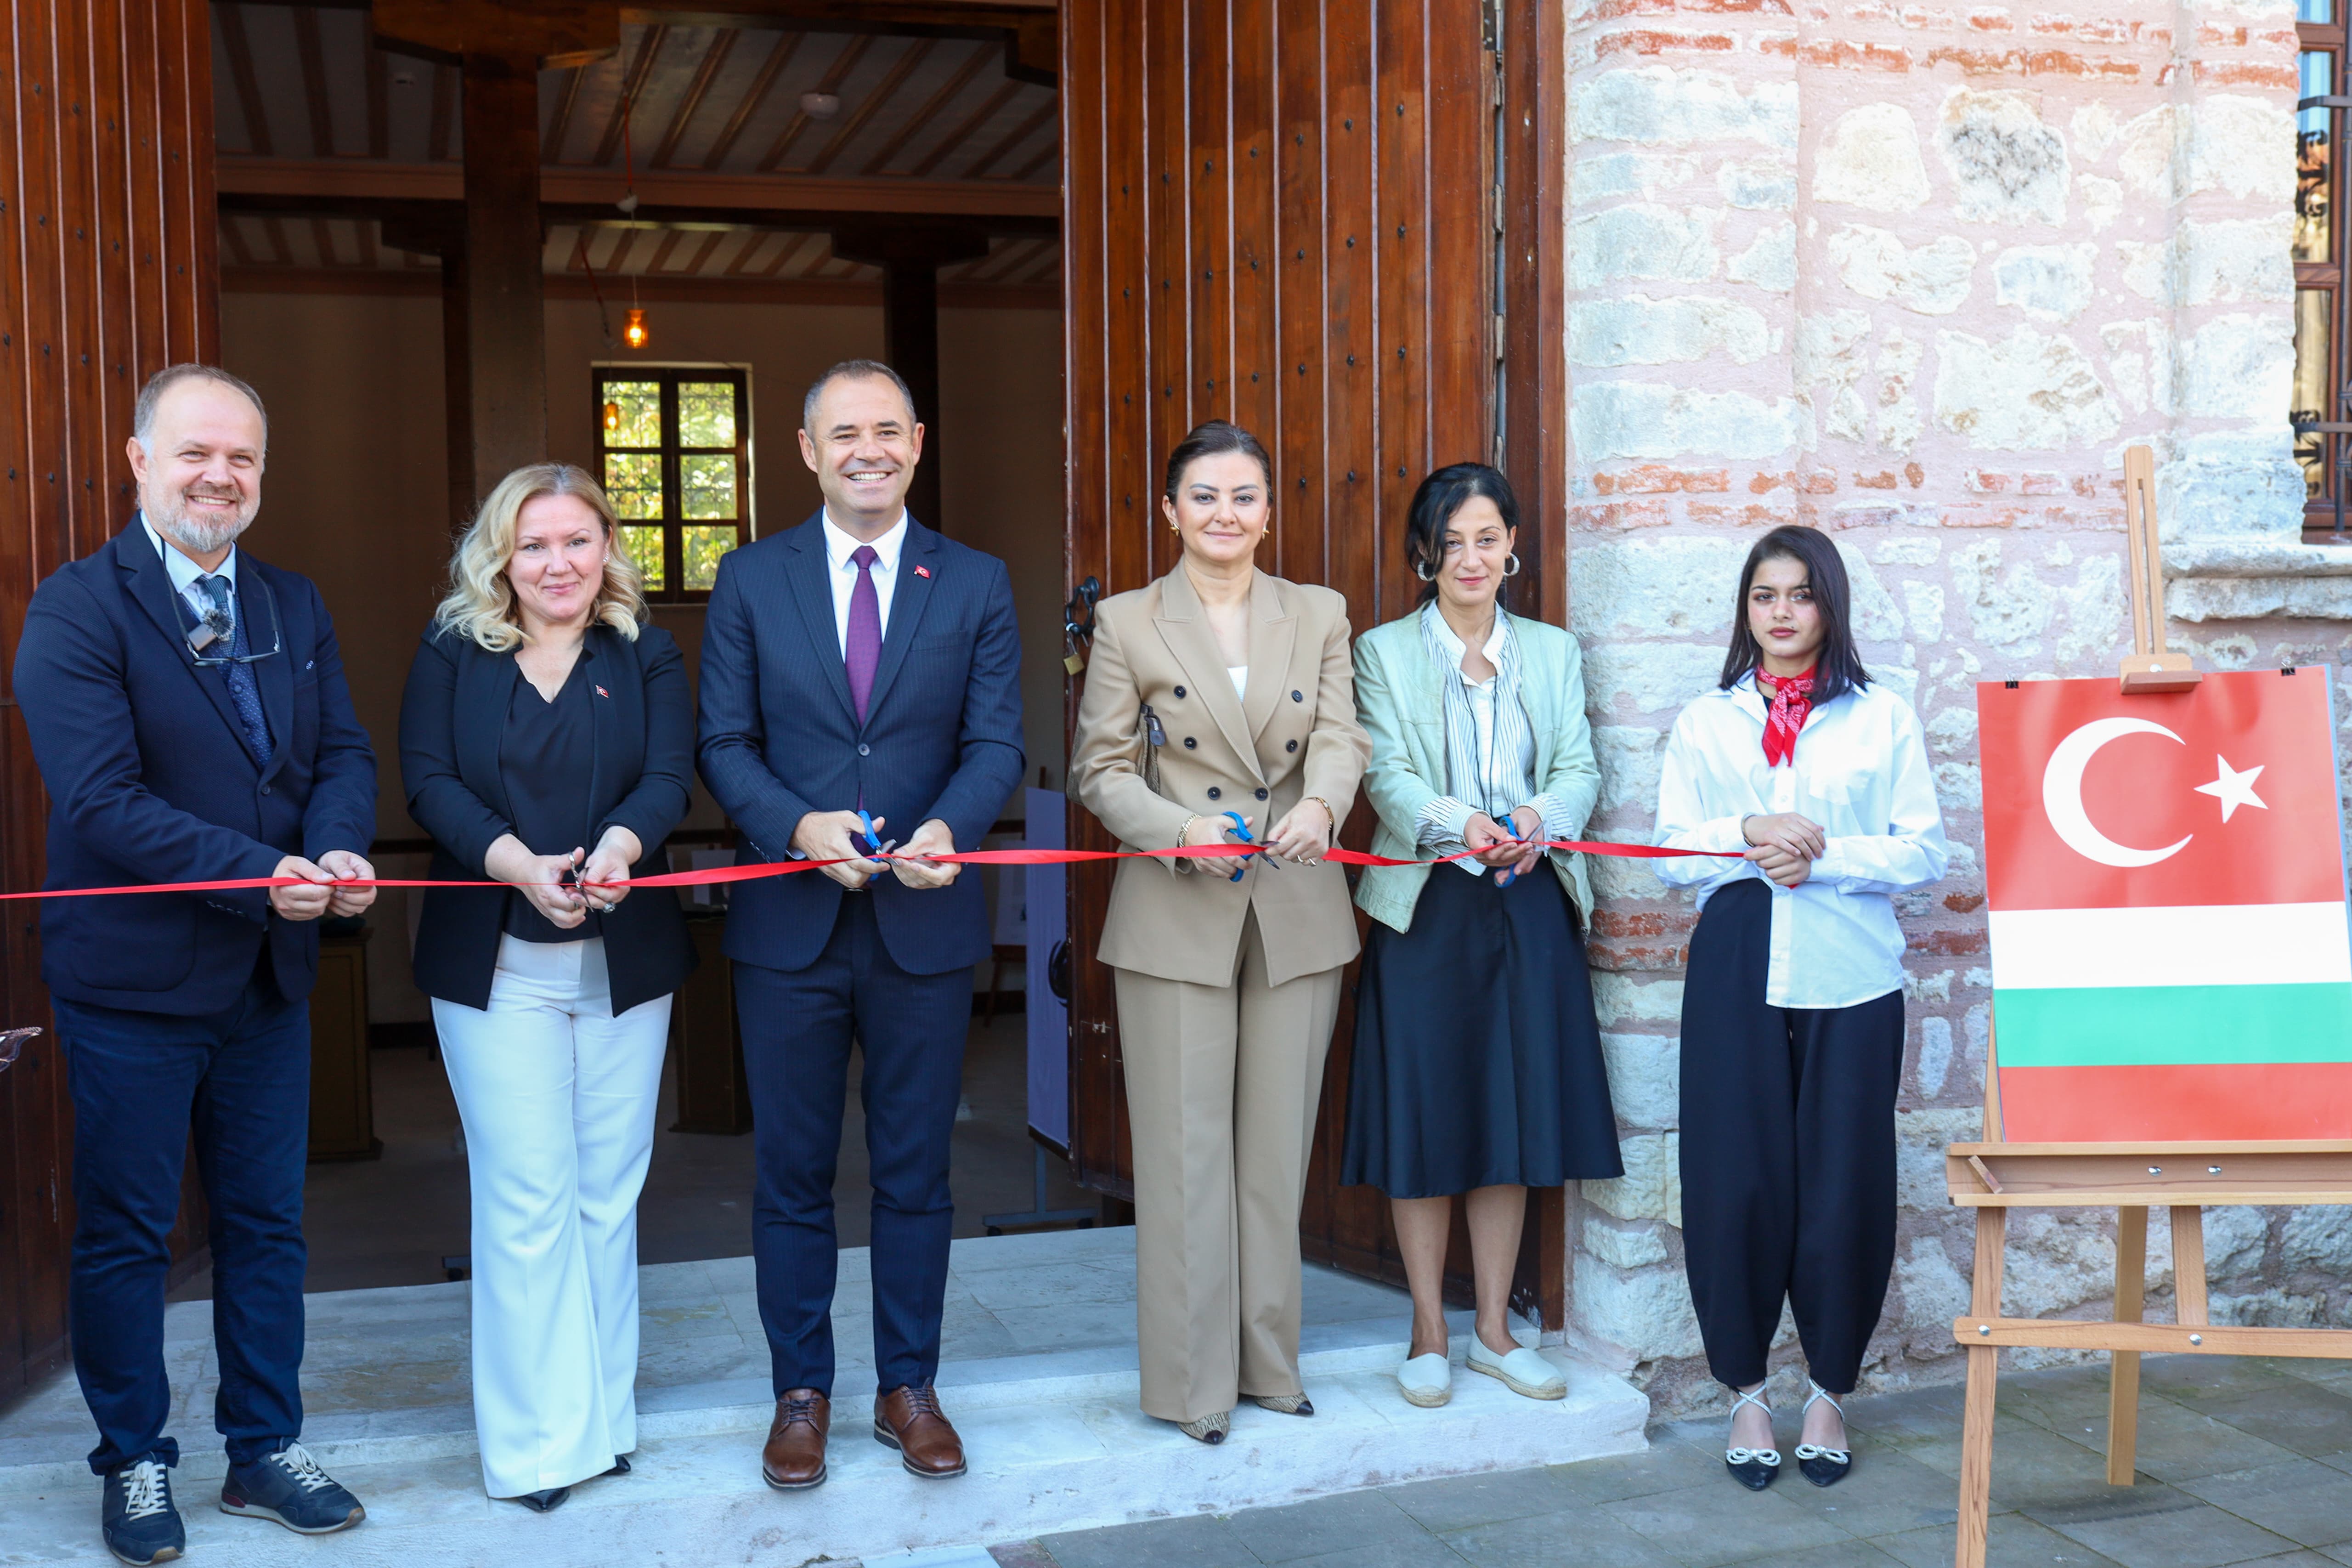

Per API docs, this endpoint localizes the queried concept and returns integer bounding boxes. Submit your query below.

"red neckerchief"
[1758,667,1815,768]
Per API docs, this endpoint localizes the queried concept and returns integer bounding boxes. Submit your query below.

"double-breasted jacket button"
[858,743,871,756]
[1291,690,1303,702]
[1285,739,1298,752]
[1254,788,1268,800]
[1183,736,1197,749]
[1173,685,1186,698]
[1207,787,1222,800]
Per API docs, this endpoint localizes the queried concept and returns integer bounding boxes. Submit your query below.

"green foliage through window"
[593,368,752,597]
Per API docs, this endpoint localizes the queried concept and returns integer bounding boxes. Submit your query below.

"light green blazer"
[1351,608,1601,934]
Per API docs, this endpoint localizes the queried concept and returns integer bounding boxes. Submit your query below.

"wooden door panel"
[0,0,218,1402]
[1065,0,1563,1314]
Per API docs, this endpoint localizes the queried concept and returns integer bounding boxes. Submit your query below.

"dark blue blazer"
[11,523,378,1014]
[696,514,1023,975]
[399,621,698,1016]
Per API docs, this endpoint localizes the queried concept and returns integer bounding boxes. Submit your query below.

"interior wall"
[220,283,1067,1018]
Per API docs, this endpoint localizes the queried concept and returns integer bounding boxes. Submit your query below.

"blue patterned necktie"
[195,573,273,766]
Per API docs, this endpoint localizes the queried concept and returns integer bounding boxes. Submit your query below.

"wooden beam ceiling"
[696,29,801,170]
[649,27,737,167]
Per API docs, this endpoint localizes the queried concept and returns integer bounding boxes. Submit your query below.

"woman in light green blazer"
[1343,463,1622,1412]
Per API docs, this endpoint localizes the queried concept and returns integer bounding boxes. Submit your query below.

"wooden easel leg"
[2172,1205,2209,1326]
[2108,1206,2148,1486]
[1956,1207,2007,1568]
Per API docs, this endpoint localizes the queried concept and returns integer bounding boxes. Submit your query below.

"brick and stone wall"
[1554,0,2352,1415]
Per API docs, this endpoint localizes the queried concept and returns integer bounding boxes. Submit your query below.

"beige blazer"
[1071,566,1370,989]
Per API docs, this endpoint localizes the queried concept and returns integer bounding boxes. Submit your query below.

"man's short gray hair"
[133,363,268,452]
[801,359,917,434]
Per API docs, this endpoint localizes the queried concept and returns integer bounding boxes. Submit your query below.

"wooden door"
[1060,0,1566,1321]
[0,0,220,1402]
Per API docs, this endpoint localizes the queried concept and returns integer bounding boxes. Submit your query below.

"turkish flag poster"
[1977,668,2352,1141]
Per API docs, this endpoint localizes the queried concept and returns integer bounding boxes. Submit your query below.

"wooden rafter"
[963,99,1054,180]
[310,217,340,266]
[216,5,274,158]
[725,231,779,275]
[1009,243,1060,286]
[767,232,822,277]
[427,64,457,162]
[366,45,390,159]
[804,39,932,175]
[642,227,690,274]
[544,67,587,164]
[905,79,1015,178]
[700,30,802,170]
[678,230,727,275]
[262,217,295,266]
[567,227,594,272]
[221,217,259,268]
[758,34,872,172]
[593,26,671,169]
[291,6,336,158]
[650,28,738,168]
[858,41,989,177]
[1009,134,1058,184]
[357,219,381,270]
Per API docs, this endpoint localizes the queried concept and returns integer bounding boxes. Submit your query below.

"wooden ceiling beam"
[543,66,587,162]
[961,98,1053,180]
[427,63,458,160]
[857,40,988,178]
[292,7,339,157]
[217,156,1061,217]
[221,218,260,268]
[367,44,391,158]
[650,28,737,168]
[905,78,1014,178]
[650,1,1056,85]
[640,227,690,274]
[358,219,383,269]
[762,231,818,277]
[310,216,342,266]
[373,0,621,69]
[216,5,276,157]
[699,29,801,170]
[678,229,729,274]
[591,24,670,167]
[1008,133,1058,184]
[805,39,932,175]
[758,33,871,172]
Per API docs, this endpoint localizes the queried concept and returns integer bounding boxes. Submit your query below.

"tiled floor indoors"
[970,1352,2352,1568]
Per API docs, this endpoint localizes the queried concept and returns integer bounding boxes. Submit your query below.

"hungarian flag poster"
[1978,668,2352,1141]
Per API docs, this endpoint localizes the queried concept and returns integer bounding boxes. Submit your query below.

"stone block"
[1937,88,2069,226]
[1570,204,1722,288]
[2186,95,2297,201]
[1571,1252,1705,1362]
[1569,294,1769,368]
[2100,318,2173,416]
[1599,1031,1679,1130]
[1895,1107,1984,1213]
[1835,539,1907,642]
[1904,581,1948,642]
[1827,226,1977,316]
[2174,218,2295,306]
[1933,327,2119,450]
[1592,970,1684,1028]
[1586,1132,1681,1226]
[1572,150,1702,203]
[2174,313,2294,421]
[2117,103,2183,198]
[1582,1219,1670,1272]
[1572,382,1807,463]
[1992,243,2096,323]
[2081,173,2122,233]
[1570,536,1756,638]
[1916,1015,1955,1098]
[1815,102,1932,210]
[1950,537,2052,648]
[2280,1205,2352,1272]
[1717,158,1797,210]
[1581,641,1725,716]
[2156,432,2313,543]
[1892,1235,1973,1350]
[2201,1204,2270,1279]
[1571,66,1798,150]
[1727,221,1796,292]
[1593,725,1667,814]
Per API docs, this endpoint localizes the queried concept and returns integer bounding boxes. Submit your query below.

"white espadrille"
[1396,1352,1452,1408]
[1464,1338,1567,1400]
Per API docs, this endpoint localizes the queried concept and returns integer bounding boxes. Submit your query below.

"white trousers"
[432,936,672,1498]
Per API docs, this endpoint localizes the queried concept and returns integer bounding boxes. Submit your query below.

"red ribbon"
[0,838,1714,902]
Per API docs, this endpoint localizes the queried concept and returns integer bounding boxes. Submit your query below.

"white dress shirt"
[1414,607,1570,875]
[820,509,908,656]
[143,514,239,630]
[1653,675,1948,1008]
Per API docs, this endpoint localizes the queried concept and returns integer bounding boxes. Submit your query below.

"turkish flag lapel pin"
[915,563,932,579]
[594,685,611,698]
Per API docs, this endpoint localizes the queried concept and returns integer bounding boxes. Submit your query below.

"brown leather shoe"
[873,1384,966,1478]
[761,1389,829,1489]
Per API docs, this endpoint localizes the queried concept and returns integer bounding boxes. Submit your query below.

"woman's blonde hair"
[434,463,648,652]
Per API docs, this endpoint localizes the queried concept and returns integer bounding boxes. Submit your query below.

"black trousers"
[1678,879,1904,1395]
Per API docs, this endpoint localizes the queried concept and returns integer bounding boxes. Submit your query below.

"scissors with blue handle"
[856,809,896,863]
[1219,809,1257,882]
[1497,815,1527,889]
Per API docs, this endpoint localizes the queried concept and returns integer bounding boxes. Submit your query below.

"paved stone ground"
[963,1353,2352,1568]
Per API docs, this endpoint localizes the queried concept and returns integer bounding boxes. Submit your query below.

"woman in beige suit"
[1071,419,1370,1444]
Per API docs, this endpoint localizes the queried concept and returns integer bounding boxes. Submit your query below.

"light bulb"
[602,400,622,431]
[623,308,648,350]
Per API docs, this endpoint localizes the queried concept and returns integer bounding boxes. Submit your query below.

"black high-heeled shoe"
[1795,1380,1852,1488]
[1723,1386,1781,1492]
[513,1486,570,1513]
[602,1455,632,1477]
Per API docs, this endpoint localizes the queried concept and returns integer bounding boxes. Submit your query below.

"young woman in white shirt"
[1653,525,1948,1493]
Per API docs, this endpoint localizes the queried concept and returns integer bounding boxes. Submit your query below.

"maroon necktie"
[846,544,882,722]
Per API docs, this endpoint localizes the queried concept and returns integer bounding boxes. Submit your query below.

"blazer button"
[1183,736,1197,749]
[1291,690,1303,702]
[1173,685,1185,698]
[259,784,271,796]
[1285,739,1298,752]
[858,743,871,757]
[1254,788,1268,800]
[1207,787,1221,800]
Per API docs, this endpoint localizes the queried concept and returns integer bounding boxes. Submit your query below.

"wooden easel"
[1945,444,2352,1568]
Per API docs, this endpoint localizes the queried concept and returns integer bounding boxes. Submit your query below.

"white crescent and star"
[2040,719,2268,868]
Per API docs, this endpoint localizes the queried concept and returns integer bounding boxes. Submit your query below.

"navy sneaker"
[219,1443,365,1534]
[101,1457,185,1566]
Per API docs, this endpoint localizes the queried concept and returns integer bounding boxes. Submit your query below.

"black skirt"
[1342,864,1624,1197]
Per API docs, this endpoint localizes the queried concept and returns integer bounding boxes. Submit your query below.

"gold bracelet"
[1175,813,1203,850]
[1304,796,1337,832]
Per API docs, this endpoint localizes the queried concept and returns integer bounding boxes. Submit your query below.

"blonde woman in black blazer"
[398,463,695,1512]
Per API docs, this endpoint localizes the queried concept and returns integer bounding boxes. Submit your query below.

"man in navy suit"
[13,365,378,1564]
[698,360,1022,1489]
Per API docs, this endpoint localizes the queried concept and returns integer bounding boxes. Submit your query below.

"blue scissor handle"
[857,809,884,857]
[1497,816,1525,888]
[1220,809,1256,882]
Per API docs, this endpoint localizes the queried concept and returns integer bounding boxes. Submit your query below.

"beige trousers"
[1110,914,1346,1424]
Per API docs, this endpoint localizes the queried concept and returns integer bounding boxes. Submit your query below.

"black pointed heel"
[1724,1386,1781,1491]
[1796,1379,1852,1488]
